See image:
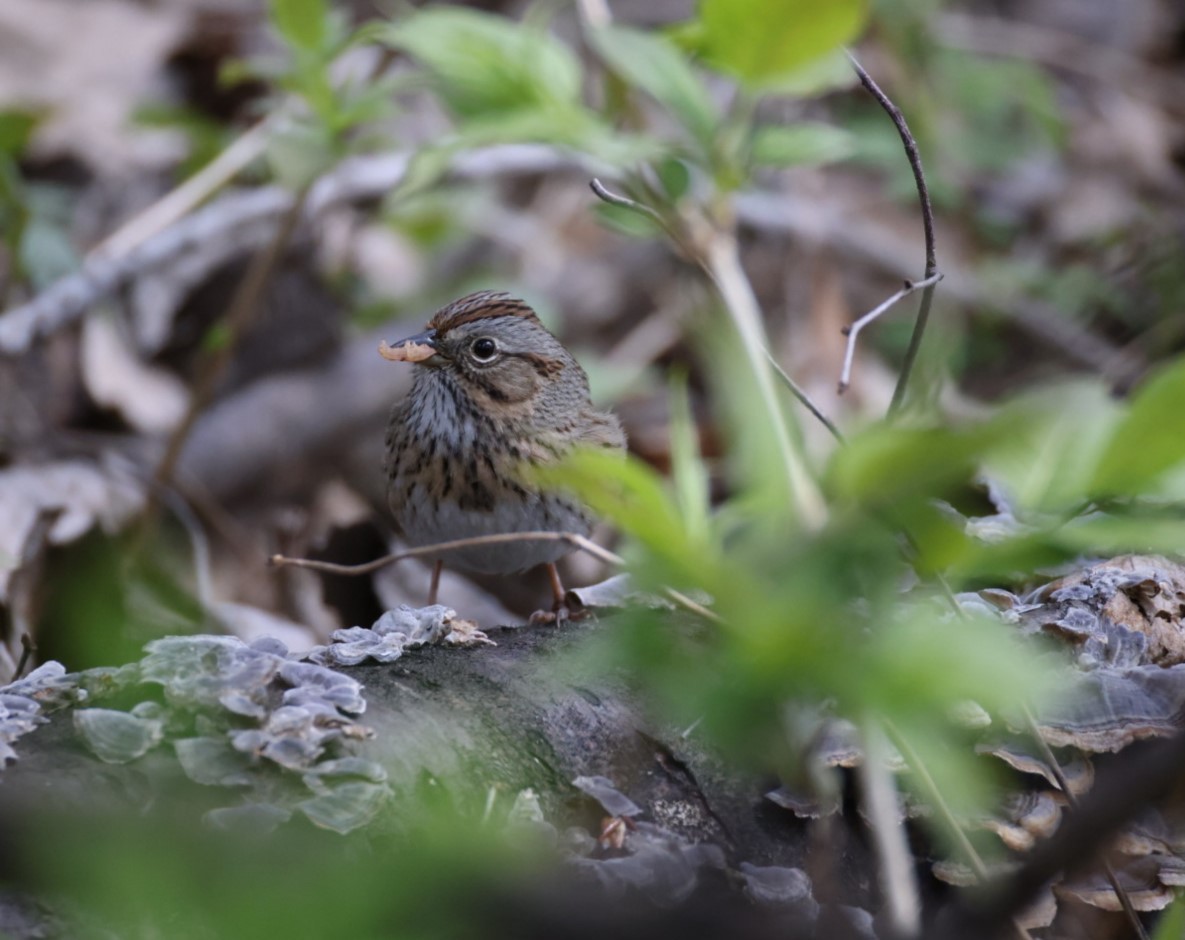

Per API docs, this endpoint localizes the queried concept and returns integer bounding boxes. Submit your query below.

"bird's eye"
[470,337,498,362]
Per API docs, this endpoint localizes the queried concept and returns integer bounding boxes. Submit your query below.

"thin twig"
[858,720,921,938]
[846,52,941,414]
[270,530,720,623]
[1020,705,1150,940]
[838,273,943,393]
[731,189,1144,385]
[764,350,844,442]
[13,633,35,682]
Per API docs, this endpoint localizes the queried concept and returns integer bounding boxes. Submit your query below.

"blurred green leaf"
[695,0,868,89]
[668,372,711,546]
[265,119,336,188]
[382,8,581,119]
[751,122,854,167]
[593,201,665,239]
[268,0,330,52]
[827,422,1000,507]
[0,107,41,155]
[655,156,692,201]
[134,103,231,177]
[587,25,717,146]
[982,381,1121,514]
[1092,358,1185,497]
[1057,513,1185,557]
[18,185,78,289]
[446,109,659,166]
[535,448,717,586]
[1153,898,1185,940]
[202,321,233,353]
[859,606,1056,719]
[757,49,856,95]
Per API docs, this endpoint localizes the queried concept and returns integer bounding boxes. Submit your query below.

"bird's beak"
[378,329,439,364]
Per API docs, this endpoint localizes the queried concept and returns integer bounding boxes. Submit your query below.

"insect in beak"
[379,329,439,364]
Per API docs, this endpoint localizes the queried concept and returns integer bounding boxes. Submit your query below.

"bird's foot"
[528,603,586,627]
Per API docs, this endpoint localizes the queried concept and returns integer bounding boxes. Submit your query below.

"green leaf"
[756,49,856,96]
[533,448,713,579]
[1056,514,1185,557]
[982,380,1121,514]
[1152,898,1185,940]
[668,372,711,546]
[20,214,78,289]
[0,108,41,156]
[751,122,854,167]
[381,9,580,119]
[587,25,717,147]
[445,109,659,166]
[265,119,336,189]
[268,0,330,52]
[593,201,665,239]
[655,157,691,200]
[696,0,868,89]
[1091,357,1185,496]
[827,422,1001,507]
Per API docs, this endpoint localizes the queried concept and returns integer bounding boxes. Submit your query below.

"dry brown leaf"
[81,314,189,433]
[0,460,143,604]
[0,0,188,172]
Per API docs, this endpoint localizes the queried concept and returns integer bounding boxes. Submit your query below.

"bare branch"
[0,146,591,354]
[270,530,720,623]
[838,273,943,394]
[846,52,941,413]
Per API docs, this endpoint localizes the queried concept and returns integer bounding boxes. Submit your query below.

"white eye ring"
[470,337,498,362]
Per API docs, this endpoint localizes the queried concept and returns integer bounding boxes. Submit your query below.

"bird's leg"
[529,562,580,626]
[427,559,443,606]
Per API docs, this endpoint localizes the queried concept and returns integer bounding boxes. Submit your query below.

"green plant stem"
[858,719,921,938]
[701,231,827,529]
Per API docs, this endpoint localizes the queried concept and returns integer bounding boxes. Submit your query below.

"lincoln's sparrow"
[381,291,625,622]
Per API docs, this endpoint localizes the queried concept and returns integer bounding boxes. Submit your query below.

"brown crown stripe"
[427,290,541,334]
